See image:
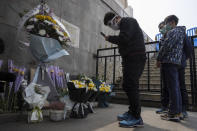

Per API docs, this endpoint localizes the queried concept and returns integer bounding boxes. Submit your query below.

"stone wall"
[0,0,153,86]
[0,0,130,78]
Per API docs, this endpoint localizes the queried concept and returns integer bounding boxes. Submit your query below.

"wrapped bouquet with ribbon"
[23,67,51,123]
[67,75,98,118]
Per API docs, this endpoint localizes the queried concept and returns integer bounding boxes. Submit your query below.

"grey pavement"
[0,104,197,131]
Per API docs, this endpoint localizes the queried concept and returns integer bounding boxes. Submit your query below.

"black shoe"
[161,113,181,122]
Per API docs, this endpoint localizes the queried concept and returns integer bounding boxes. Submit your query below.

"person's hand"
[105,36,109,41]
[156,61,161,68]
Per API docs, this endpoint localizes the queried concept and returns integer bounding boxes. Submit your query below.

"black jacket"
[108,17,145,57]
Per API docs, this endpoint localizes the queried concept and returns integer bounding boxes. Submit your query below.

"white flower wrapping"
[23,83,50,123]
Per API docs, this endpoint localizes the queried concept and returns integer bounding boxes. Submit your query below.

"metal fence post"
[191,36,197,105]
[147,53,150,91]
[104,57,107,82]
[96,50,99,79]
[113,49,116,85]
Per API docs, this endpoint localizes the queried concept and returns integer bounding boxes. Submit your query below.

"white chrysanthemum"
[26,25,34,30]
[29,18,38,22]
[59,36,63,41]
[56,29,64,36]
[39,29,46,36]
[44,20,53,25]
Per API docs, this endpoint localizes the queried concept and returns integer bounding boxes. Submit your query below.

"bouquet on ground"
[97,81,113,108]
[80,75,99,113]
[23,83,50,123]
[67,75,98,118]
[99,82,112,93]
[23,67,50,123]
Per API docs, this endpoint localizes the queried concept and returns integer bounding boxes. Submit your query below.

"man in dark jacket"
[103,12,146,127]
[157,15,185,121]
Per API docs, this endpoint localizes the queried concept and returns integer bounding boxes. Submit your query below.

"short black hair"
[164,15,179,25]
[158,21,165,28]
[104,12,116,25]
[0,38,5,54]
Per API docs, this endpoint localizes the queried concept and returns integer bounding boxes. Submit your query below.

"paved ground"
[0,104,197,131]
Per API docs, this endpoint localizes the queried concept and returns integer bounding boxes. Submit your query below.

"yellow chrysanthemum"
[88,83,95,87]
[99,83,111,92]
[35,15,57,24]
[63,32,68,37]
[13,68,19,72]
[20,71,25,75]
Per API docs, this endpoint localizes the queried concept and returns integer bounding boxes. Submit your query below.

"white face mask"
[108,16,120,30]
[109,23,119,30]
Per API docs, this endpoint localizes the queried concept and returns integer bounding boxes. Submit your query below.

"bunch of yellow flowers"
[35,15,57,24]
[71,80,86,89]
[99,83,111,93]
[87,82,97,91]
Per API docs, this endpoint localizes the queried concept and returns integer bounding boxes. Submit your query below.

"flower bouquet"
[82,76,99,113]
[80,75,99,102]
[24,14,70,47]
[17,1,71,62]
[24,84,50,123]
[67,80,90,118]
[67,75,98,118]
[97,81,113,108]
[23,67,51,123]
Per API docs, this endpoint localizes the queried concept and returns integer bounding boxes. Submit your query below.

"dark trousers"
[162,64,182,114]
[122,54,146,119]
[178,67,189,111]
[161,65,169,108]
[161,65,188,112]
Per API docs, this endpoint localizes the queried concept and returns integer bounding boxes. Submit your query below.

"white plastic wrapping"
[23,66,50,123]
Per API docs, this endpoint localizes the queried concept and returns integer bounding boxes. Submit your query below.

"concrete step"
[143,66,197,71]
[111,91,193,106]
[139,78,192,83]
[139,80,192,85]
[113,86,192,94]
[143,67,197,72]
[139,82,191,86]
[139,84,192,91]
[141,71,192,76]
[138,87,192,92]
[140,75,191,80]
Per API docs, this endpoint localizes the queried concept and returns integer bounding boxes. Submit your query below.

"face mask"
[109,23,119,30]
[165,24,172,32]
[108,16,120,30]
[159,27,166,35]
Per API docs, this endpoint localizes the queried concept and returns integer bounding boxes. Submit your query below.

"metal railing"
[96,35,197,106]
